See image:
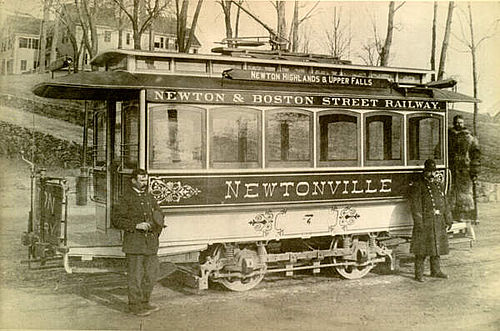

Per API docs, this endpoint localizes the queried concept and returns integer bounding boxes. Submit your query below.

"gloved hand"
[136,222,151,231]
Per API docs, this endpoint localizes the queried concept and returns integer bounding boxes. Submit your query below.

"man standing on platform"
[113,168,166,316]
[409,159,453,282]
[448,115,480,238]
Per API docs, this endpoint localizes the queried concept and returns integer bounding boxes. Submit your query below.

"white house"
[0,13,41,75]
[0,6,202,75]
[57,5,201,71]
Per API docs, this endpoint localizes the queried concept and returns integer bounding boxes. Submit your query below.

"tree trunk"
[39,0,50,72]
[437,1,454,80]
[234,0,242,38]
[90,18,98,59]
[380,1,395,66]
[468,2,478,135]
[184,0,203,53]
[176,0,188,52]
[149,25,154,51]
[132,0,141,50]
[276,1,287,50]
[69,32,80,73]
[430,2,437,81]
[290,0,299,52]
[50,18,59,64]
[117,0,123,49]
[221,0,233,46]
[133,29,142,50]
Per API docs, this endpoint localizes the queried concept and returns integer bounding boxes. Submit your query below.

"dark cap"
[131,168,147,178]
[424,159,437,172]
[453,114,464,124]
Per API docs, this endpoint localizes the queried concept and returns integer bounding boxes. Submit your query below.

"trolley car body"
[32,49,477,290]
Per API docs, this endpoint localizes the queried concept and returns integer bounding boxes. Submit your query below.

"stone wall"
[0,121,90,169]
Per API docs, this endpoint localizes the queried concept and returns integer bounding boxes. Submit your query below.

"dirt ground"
[0,157,499,331]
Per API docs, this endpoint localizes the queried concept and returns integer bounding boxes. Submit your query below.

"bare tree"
[379,1,405,66]
[114,0,124,49]
[218,0,243,47]
[273,1,287,49]
[359,19,383,66]
[359,2,404,66]
[112,0,171,50]
[437,1,455,80]
[51,0,86,72]
[234,0,242,38]
[50,11,60,64]
[430,1,438,80]
[298,20,312,53]
[75,0,99,61]
[175,0,204,53]
[454,2,499,134]
[288,0,319,52]
[324,6,351,59]
[219,0,233,44]
[39,0,52,73]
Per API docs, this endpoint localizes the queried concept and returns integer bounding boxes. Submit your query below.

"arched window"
[210,107,261,169]
[149,105,205,169]
[408,114,443,165]
[266,109,312,168]
[365,113,403,166]
[318,111,360,167]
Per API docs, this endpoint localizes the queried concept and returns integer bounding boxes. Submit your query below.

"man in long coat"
[113,168,166,316]
[448,115,480,234]
[409,159,453,282]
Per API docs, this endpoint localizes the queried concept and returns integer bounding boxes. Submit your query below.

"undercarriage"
[195,233,394,291]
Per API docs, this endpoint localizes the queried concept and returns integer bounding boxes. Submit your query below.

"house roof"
[2,14,43,36]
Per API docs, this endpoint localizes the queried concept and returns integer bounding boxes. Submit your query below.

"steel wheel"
[215,245,267,292]
[332,236,374,279]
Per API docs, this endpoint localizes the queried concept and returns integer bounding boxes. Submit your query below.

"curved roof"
[32,70,480,103]
[32,71,141,100]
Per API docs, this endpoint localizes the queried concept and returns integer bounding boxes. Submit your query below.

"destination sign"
[149,172,413,208]
[147,89,446,111]
[40,181,65,245]
[224,69,390,88]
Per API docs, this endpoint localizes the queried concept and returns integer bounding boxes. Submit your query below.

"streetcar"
[28,46,477,291]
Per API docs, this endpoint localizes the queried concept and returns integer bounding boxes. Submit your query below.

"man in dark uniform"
[409,159,453,282]
[113,168,166,316]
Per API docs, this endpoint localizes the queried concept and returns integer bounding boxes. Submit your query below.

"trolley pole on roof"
[229,0,288,50]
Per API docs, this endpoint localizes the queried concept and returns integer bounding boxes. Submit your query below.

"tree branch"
[395,2,405,12]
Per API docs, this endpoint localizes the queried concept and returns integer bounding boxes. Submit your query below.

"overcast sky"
[3,0,500,115]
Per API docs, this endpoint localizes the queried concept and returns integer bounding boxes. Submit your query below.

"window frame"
[147,104,207,170]
[20,59,27,71]
[104,31,112,43]
[406,112,444,166]
[364,111,404,166]
[317,109,361,167]
[209,106,262,169]
[265,108,313,168]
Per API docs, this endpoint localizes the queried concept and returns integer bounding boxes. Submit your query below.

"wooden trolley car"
[30,47,477,291]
